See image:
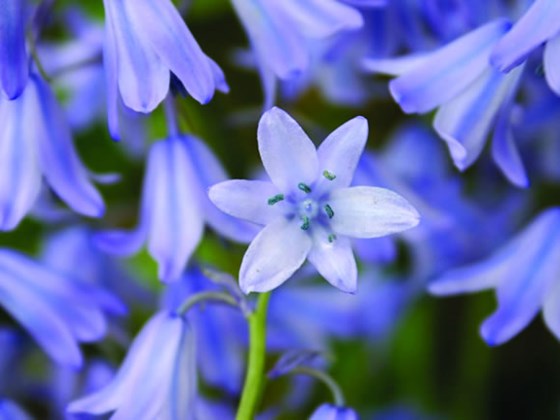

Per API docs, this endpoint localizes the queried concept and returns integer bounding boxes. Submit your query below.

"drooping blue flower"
[0,72,105,231]
[364,19,529,187]
[68,311,197,419]
[95,134,258,283]
[0,249,124,368]
[0,0,28,99]
[231,0,364,107]
[310,404,358,420]
[429,208,560,346]
[209,107,419,293]
[102,0,228,138]
[491,0,560,95]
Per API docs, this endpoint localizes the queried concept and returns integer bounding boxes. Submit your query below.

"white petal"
[257,107,319,193]
[329,187,420,238]
[240,218,312,293]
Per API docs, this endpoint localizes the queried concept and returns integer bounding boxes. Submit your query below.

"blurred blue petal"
[0,399,31,420]
[68,312,196,419]
[389,19,510,113]
[491,0,560,72]
[544,34,560,95]
[310,404,358,420]
[0,0,28,99]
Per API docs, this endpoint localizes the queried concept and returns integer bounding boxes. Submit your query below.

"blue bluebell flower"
[0,399,31,420]
[231,0,363,107]
[364,19,529,187]
[0,0,28,99]
[491,0,560,94]
[429,208,560,346]
[0,249,124,368]
[209,107,419,293]
[68,311,197,419]
[310,404,358,420]
[0,72,105,231]
[102,0,228,138]
[95,134,258,283]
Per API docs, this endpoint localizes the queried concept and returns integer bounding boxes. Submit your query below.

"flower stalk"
[236,292,271,420]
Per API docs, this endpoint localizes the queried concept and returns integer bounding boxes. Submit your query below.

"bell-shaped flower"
[95,134,259,282]
[0,249,124,368]
[491,0,560,95]
[364,19,529,187]
[102,0,228,138]
[0,72,105,231]
[209,107,419,294]
[310,404,358,420]
[68,311,197,419]
[0,0,28,99]
[231,0,363,107]
[429,208,560,346]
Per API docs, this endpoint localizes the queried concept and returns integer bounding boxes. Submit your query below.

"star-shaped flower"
[209,107,420,294]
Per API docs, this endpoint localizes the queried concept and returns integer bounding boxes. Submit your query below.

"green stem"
[291,366,345,406]
[236,292,271,420]
[175,291,238,316]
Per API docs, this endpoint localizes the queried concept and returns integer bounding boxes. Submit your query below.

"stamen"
[300,216,310,231]
[324,204,334,219]
[267,194,284,205]
[323,170,336,181]
[328,234,336,243]
[298,183,312,194]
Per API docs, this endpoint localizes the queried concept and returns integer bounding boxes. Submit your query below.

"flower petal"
[31,75,104,218]
[209,180,284,226]
[0,0,28,99]
[231,0,308,79]
[103,0,170,113]
[145,137,204,282]
[272,0,363,38]
[0,94,40,231]
[389,19,511,113]
[308,229,357,293]
[93,229,146,257]
[316,116,368,191]
[102,3,120,139]
[434,65,523,171]
[544,34,560,96]
[240,218,312,293]
[183,136,258,242]
[126,0,218,104]
[543,280,560,340]
[491,0,560,72]
[258,107,319,193]
[329,186,420,239]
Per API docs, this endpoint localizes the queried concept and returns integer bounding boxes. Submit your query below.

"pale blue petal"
[491,0,560,72]
[240,218,312,293]
[491,102,529,188]
[68,313,173,415]
[31,75,104,217]
[258,107,319,193]
[231,0,308,79]
[184,136,258,242]
[310,404,358,420]
[127,0,218,104]
[434,65,523,171]
[94,228,146,257]
[103,3,120,140]
[544,34,560,95]
[0,1,28,99]
[209,180,285,226]
[389,19,511,113]
[362,53,431,76]
[0,400,32,420]
[329,186,420,239]
[308,228,357,293]
[103,0,170,113]
[316,116,368,191]
[543,281,560,340]
[271,0,363,38]
[0,93,40,231]
[146,138,204,282]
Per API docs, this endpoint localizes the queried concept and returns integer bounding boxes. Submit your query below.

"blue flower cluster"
[0,0,559,418]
